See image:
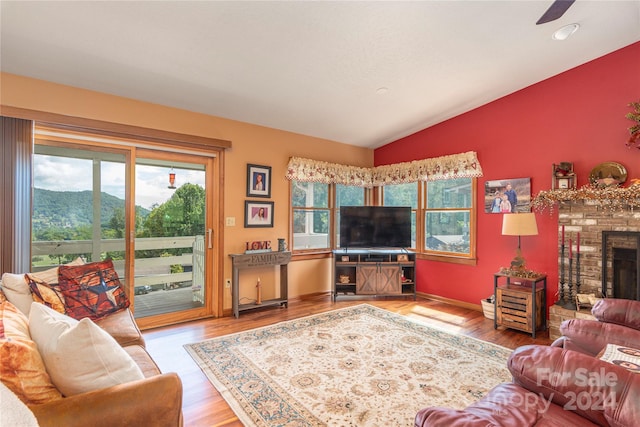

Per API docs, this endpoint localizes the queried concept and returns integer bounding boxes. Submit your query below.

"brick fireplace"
[548,199,640,340]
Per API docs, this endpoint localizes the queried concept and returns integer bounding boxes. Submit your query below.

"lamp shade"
[502,213,538,236]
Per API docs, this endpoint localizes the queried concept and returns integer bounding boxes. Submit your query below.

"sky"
[34,155,205,210]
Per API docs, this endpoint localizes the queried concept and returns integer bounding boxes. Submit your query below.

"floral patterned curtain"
[285,157,372,187]
[285,151,483,187]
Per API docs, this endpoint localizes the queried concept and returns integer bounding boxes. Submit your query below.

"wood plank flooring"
[142,295,552,427]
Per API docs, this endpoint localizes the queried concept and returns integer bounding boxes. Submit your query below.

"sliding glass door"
[32,134,220,327]
[133,151,211,321]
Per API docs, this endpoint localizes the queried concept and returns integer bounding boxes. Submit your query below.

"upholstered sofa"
[415,299,640,426]
[0,260,183,427]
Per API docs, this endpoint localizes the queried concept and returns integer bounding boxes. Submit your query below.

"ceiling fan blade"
[536,0,576,25]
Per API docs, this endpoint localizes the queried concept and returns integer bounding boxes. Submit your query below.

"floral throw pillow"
[57,260,130,320]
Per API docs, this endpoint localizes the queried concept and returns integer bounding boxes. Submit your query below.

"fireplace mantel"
[532,185,640,212]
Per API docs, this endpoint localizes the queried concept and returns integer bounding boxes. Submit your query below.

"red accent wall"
[374,42,640,308]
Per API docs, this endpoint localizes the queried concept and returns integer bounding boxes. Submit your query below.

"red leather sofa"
[415,299,640,426]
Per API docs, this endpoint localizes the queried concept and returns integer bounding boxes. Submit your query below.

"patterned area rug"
[184,304,512,426]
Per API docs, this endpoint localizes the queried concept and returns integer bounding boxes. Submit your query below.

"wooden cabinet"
[356,265,402,295]
[333,250,415,301]
[493,273,547,338]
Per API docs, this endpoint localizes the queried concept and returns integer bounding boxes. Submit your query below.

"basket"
[481,297,495,320]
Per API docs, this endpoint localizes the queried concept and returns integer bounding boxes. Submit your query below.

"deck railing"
[32,235,204,292]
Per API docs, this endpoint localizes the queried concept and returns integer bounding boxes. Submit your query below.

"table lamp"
[502,212,538,270]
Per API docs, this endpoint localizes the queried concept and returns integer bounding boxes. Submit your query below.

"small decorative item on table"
[256,277,262,305]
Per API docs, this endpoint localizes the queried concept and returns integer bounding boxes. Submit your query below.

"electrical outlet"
[225,279,231,288]
[225,217,236,226]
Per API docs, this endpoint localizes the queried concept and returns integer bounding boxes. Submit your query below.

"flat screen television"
[339,206,411,249]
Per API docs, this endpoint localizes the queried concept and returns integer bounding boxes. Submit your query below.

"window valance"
[285,151,483,187]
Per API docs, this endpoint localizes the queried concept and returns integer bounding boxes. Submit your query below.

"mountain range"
[32,188,149,232]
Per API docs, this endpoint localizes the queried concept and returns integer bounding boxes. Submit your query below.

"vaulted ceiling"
[1,1,639,148]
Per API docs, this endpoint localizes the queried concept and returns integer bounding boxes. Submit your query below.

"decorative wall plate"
[589,162,627,188]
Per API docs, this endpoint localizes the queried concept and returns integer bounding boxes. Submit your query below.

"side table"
[493,272,547,338]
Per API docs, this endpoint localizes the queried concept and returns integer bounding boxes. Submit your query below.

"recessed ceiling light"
[552,23,580,41]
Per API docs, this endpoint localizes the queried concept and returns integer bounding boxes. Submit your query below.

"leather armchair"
[551,298,640,356]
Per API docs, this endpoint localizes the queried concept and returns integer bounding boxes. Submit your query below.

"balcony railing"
[32,235,205,317]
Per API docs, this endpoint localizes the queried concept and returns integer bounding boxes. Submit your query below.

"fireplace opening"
[602,231,640,301]
[613,248,638,300]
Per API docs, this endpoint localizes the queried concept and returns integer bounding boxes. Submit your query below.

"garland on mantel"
[532,184,640,212]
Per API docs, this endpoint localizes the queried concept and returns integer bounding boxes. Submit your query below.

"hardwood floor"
[142,295,552,427]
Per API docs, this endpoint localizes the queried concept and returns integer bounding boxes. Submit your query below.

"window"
[382,183,417,249]
[290,181,367,252]
[292,181,330,250]
[286,155,479,259]
[424,178,475,258]
[335,184,366,248]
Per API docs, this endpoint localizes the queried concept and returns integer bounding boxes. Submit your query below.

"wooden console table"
[230,251,291,318]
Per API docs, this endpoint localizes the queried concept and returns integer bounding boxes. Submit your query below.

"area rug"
[184,304,512,426]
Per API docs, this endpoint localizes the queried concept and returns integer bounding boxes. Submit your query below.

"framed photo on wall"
[246,164,271,198]
[484,177,531,213]
[245,200,274,228]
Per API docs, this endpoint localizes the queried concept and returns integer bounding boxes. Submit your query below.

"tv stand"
[332,249,416,301]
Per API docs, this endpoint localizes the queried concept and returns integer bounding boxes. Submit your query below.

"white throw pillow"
[28,303,144,396]
[0,258,85,316]
[1,273,35,315]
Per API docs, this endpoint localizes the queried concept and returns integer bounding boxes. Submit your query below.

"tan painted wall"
[1,72,372,311]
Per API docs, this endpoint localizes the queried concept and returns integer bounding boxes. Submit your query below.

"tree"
[137,183,206,258]
[107,208,126,238]
[141,183,205,238]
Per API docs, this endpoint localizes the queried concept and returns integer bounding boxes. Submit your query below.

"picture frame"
[484,177,531,214]
[246,164,271,198]
[245,200,274,228]
[397,254,409,262]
